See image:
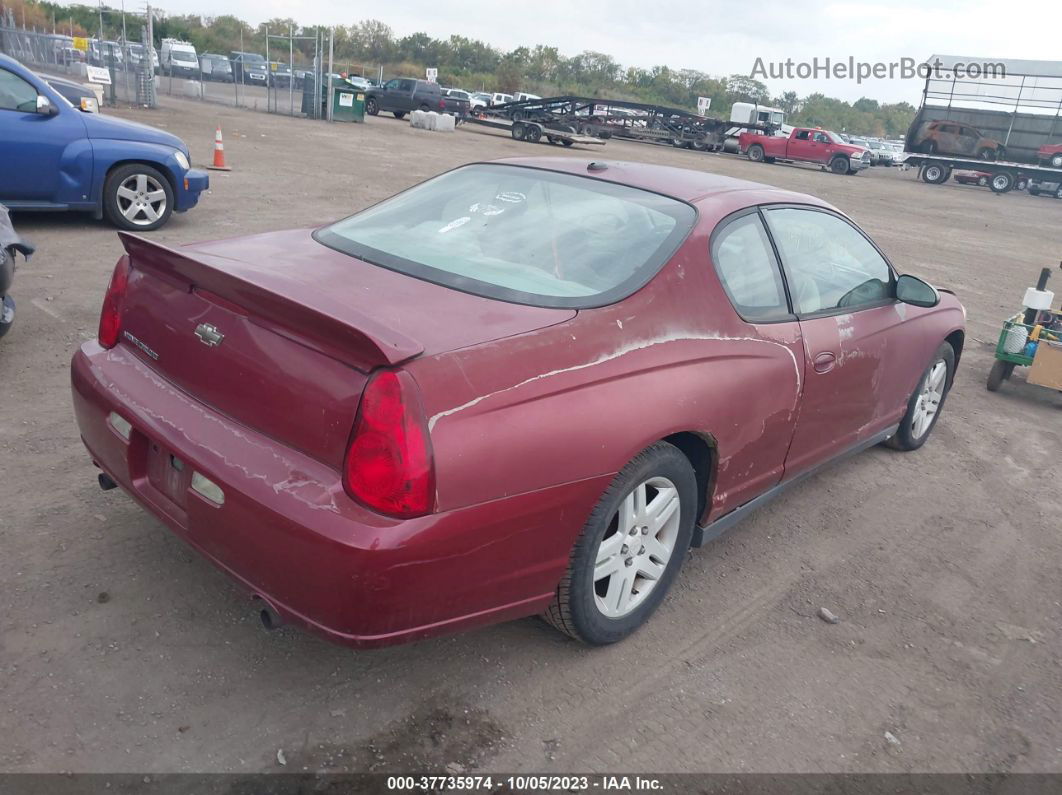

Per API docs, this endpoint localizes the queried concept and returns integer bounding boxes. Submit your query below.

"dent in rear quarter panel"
[410,223,806,548]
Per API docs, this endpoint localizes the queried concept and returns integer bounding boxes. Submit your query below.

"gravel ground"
[2,96,1060,775]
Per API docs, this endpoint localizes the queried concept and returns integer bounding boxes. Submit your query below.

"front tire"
[886,343,955,451]
[103,163,174,231]
[393,111,406,119]
[1052,154,1062,168]
[829,156,849,175]
[543,442,697,645]
[365,97,379,115]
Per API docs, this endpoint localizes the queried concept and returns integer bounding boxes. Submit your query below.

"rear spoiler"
[118,232,423,371]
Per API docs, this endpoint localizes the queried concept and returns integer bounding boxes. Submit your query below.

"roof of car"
[488,157,833,209]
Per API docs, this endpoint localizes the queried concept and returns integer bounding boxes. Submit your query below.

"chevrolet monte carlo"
[71,158,966,647]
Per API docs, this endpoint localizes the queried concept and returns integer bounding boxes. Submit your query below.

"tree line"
[5,0,917,137]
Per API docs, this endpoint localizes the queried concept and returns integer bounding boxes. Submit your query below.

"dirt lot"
[2,96,1061,776]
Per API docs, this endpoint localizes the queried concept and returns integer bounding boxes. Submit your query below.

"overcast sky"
[152,0,1057,104]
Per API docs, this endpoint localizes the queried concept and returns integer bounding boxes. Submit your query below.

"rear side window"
[764,208,893,315]
[710,213,790,322]
[316,163,696,308]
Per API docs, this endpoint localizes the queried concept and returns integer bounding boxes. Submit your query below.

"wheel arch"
[944,328,965,366]
[661,431,717,526]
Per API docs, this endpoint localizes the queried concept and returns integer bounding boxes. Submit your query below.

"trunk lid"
[116,229,575,467]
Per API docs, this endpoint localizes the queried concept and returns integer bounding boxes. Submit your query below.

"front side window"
[0,68,39,113]
[316,164,696,308]
[711,213,790,322]
[764,208,893,315]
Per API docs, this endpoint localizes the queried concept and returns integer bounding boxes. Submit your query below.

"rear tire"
[989,172,1015,193]
[747,144,765,162]
[922,164,951,184]
[1052,154,1062,168]
[543,442,697,645]
[977,175,989,187]
[885,343,955,451]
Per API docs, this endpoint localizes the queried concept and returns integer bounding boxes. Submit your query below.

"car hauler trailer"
[904,55,1062,193]
[473,96,778,151]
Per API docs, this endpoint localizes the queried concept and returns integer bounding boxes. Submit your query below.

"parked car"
[160,38,198,78]
[865,140,894,166]
[0,54,208,230]
[267,61,292,87]
[1028,178,1062,198]
[71,157,965,648]
[229,51,268,84]
[489,92,514,106]
[470,91,491,109]
[0,203,33,340]
[740,127,872,174]
[88,39,124,69]
[444,88,475,107]
[40,73,100,112]
[364,78,469,118]
[126,42,159,70]
[342,75,371,91]
[1038,144,1062,169]
[911,120,1006,160]
[954,170,1028,191]
[199,53,233,83]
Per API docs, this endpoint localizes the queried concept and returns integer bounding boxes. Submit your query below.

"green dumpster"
[331,84,365,123]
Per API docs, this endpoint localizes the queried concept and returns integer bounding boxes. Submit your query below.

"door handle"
[813,352,837,373]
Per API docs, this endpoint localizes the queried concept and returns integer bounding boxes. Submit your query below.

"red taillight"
[438,99,446,110]
[98,256,130,349]
[343,370,435,518]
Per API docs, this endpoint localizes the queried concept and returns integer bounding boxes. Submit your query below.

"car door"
[398,79,416,111]
[956,126,980,155]
[763,206,925,477]
[0,66,87,204]
[787,130,816,160]
[707,210,805,511]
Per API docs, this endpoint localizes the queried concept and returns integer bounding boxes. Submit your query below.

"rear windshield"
[314,164,696,308]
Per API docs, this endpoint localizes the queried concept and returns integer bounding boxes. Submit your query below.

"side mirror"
[896,274,940,308]
[36,94,57,116]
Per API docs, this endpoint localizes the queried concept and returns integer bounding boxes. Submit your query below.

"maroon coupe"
[71,158,966,647]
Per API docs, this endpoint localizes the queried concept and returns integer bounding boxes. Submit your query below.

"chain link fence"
[0,21,338,120]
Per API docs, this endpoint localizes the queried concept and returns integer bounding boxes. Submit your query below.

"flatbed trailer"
[465,114,606,147]
[905,152,1062,193]
[476,95,775,151]
[905,55,1062,193]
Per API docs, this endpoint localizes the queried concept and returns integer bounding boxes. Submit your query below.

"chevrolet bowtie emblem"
[194,323,225,347]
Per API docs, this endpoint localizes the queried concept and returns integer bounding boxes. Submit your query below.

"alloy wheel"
[115,173,167,227]
[593,476,681,619]
[912,360,947,439]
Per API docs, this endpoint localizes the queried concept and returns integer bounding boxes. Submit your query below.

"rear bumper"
[71,342,605,647]
[175,169,208,212]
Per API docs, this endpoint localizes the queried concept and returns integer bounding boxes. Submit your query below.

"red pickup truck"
[1038,144,1062,168]
[739,128,872,175]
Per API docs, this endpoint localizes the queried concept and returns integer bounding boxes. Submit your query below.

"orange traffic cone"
[207,126,231,171]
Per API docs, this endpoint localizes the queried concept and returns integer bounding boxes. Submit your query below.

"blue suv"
[0,54,208,230]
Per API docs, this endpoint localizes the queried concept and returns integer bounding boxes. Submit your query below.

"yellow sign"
[72,36,88,52]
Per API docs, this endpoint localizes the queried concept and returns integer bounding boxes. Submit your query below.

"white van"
[160,38,198,78]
